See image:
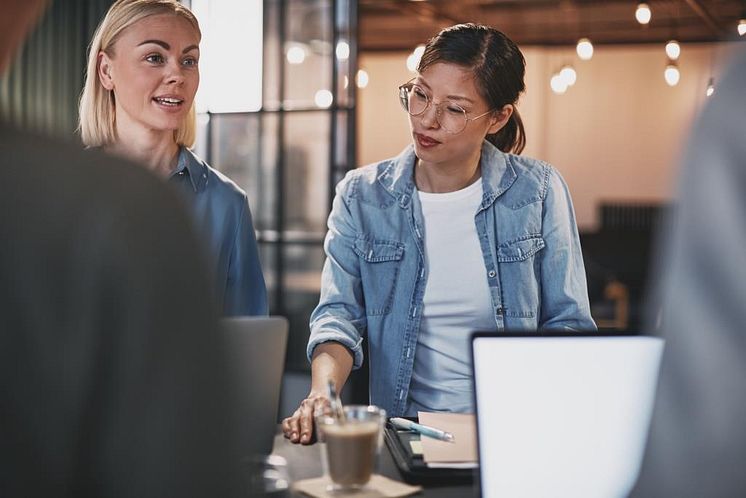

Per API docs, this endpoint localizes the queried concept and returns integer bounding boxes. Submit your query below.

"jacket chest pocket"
[354,237,405,316]
[497,235,545,318]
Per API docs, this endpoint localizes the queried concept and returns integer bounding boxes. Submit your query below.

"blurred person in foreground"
[632,49,746,497]
[0,1,236,496]
[79,0,267,316]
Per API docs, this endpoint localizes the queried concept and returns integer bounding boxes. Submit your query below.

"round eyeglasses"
[397,81,494,134]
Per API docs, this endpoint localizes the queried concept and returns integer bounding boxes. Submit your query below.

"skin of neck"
[414,145,483,194]
[106,107,181,178]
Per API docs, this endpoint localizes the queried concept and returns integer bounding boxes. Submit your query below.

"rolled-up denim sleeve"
[307,174,367,369]
[538,166,596,330]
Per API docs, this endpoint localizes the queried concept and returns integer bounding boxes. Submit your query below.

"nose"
[164,59,185,85]
[419,102,440,129]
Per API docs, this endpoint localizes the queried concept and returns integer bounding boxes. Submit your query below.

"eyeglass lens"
[400,84,468,134]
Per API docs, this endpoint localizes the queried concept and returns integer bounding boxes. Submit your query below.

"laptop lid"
[221,316,288,457]
[471,332,664,498]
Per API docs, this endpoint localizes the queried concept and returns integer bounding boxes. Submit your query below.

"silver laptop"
[221,316,288,457]
[471,332,664,498]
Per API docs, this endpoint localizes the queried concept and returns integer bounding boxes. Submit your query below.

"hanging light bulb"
[665,40,680,60]
[406,45,426,72]
[559,65,577,86]
[550,73,568,94]
[356,69,369,89]
[636,2,652,25]
[738,19,746,36]
[664,63,680,87]
[314,89,333,108]
[705,77,715,97]
[286,44,306,65]
[335,41,350,61]
[576,38,594,60]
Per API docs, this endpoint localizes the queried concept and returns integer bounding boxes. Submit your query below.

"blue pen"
[390,417,455,443]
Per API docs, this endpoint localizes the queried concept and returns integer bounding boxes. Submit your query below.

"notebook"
[471,332,664,498]
[221,316,288,457]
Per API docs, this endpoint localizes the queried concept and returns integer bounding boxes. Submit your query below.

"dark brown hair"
[418,23,526,154]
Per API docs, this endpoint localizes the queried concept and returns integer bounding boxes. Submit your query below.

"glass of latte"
[316,405,386,492]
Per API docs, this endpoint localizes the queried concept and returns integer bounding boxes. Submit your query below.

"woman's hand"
[281,391,331,444]
[283,342,353,444]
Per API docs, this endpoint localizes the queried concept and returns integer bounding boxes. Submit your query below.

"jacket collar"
[377,140,517,208]
[169,146,208,192]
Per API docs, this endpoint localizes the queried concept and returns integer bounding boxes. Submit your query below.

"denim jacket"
[308,141,595,416]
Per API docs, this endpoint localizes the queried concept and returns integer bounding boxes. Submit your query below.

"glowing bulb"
[665,40,680,60]
[738,19,746,36]
[336,41,349,60]
[343,75,349,89]
[559,65,577,86]
[356,69,369,88]
[664,64,680,87]
[636,2,652,25]
[550,73,568,94]
[314,89,333,108]
[576,38,593,60]
[406,45,426,72]
[286,45,306,65]
[706,77,715,97]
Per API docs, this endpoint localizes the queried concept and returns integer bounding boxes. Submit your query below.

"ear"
[97,51,115,90]
[486,104,514,135]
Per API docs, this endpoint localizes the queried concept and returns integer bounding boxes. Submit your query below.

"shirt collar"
[170,146,208,192]
[377,140,517,207]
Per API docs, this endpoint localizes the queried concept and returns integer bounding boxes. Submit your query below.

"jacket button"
[488,270,496,278]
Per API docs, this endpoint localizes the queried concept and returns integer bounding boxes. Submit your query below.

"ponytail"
[487,107,525,154]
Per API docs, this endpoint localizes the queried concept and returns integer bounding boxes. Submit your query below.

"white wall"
[358,43,738,230]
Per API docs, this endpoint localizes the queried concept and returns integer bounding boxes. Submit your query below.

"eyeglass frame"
[397,79,496,134]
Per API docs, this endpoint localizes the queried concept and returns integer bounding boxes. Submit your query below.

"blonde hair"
[78,0,201,147]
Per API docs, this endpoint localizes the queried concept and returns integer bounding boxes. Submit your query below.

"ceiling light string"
[575,2,593,61]
[665,1,680,61]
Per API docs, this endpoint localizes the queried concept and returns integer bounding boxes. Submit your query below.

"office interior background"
[2,0,744,416]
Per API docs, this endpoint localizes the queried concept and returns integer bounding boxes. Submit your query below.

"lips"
[415,132,441,148]
[152,95,184,107]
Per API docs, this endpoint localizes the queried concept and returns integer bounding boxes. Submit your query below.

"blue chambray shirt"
[169,147,267,316]
[308,141,595,417]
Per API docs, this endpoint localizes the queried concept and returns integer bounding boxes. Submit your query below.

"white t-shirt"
[406,178,497,415]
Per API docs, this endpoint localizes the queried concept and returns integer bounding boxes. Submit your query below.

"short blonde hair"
[78,0,201,147]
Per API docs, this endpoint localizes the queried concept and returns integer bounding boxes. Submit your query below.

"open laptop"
[471,332,664,498]
[221,316,288,457]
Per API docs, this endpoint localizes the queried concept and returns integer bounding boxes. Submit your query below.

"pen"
[390,417,455,443]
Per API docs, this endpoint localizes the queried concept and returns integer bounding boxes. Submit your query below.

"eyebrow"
[137,40,199,53]
[415,78,475,104]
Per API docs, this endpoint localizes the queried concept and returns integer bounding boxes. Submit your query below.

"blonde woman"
[79,0,266,316]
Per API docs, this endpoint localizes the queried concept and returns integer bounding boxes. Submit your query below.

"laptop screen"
[471,333,663,498]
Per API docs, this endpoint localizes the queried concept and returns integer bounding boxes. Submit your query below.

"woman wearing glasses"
[283,23,594,443]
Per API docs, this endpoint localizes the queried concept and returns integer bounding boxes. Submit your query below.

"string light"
[559,65,577,86]
[664,63,680,87]
[406,45,426,72]
[550,73,568,94]
[286,45,306,65]
[356,69,369,89]
[665,40,680,61]
[576,38,593,60]
[738,19,746,36]
[635,2,652,25]
[314,89,333,108]
[705,77,715,97]
[335,41,349,60]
